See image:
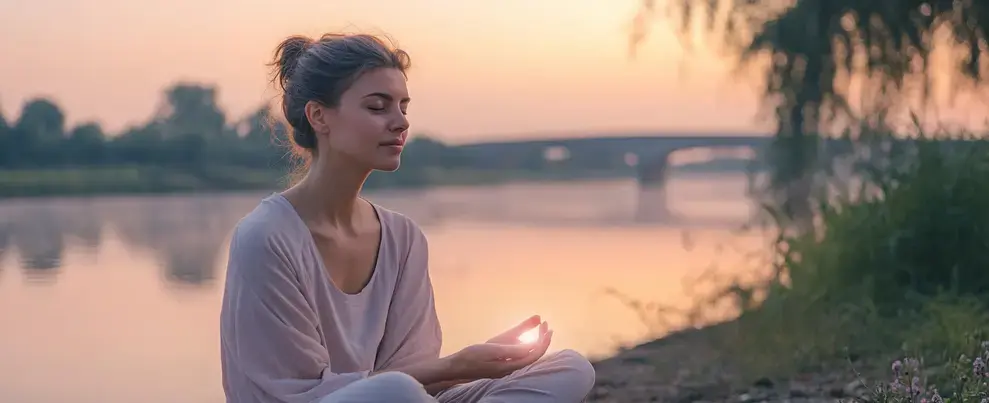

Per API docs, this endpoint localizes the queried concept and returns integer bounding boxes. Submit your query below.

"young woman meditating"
[219,32,596,403]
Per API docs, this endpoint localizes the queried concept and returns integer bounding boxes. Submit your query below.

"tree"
[12,98,66,166]
[0,104,8,131]
[15,98,65,140]
[66,122,106,164]
[0,105,9,167]
[154,83,227,140]
[633,0,989,227]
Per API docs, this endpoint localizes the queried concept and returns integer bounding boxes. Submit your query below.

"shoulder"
[372,202,429,268]
[371,202,432,284]
[373,202,427,246]
[227,195,307,275]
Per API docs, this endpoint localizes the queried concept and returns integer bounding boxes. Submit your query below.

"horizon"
[2,0,985,142]
[0,0,783,142]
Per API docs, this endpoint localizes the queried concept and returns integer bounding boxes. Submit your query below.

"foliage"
[709,123,989,381]
[631,0,989,228]
[0,82,468,195]
[862,338,989,403]
[625,1,989,379]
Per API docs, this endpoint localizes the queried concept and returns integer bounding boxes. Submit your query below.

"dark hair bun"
[272,36,313,93]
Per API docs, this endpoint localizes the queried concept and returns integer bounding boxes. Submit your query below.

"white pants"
[318,349,595,403]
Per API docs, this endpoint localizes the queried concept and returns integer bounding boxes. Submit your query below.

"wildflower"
[911,376,923,397]
[892,360,903,376]
[890,378,907,395]
[929,387,943,403]
[974,356,987,377]
[890,378,906,394]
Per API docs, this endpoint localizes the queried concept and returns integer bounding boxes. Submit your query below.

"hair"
[269,33,411,165]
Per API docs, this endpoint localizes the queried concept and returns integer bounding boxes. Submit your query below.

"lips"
[379,139,405,146]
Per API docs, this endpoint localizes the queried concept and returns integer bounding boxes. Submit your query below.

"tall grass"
[712,124,989,398]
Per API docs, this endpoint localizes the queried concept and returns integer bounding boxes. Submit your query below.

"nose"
[389,111,409,133]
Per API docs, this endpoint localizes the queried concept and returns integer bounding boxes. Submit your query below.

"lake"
[0,174,771,403]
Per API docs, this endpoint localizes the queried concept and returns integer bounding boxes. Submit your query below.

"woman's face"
[311,67,411,172]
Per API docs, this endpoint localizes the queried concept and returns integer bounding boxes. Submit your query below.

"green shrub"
[779,135,989,312]
[720,131,989,379]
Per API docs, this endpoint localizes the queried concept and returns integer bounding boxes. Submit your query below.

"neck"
[289,155,371,229]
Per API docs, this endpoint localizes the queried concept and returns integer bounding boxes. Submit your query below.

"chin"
[372,159,402,172]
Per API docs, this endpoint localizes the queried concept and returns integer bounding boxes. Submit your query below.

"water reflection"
[3,203,70,280]
[0,194,266,287]
[0,177,766,403]
[104,195,265,288]
[0,221,10,277]
[0,176,757,288]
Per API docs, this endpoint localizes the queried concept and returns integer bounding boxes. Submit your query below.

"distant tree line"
[0,83,474,189]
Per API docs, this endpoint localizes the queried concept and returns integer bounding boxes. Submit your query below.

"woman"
[219,32,596,403]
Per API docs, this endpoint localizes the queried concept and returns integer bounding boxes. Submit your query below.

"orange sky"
[0,0,984,142]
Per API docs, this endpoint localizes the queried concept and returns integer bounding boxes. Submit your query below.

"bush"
[779,135,989,311]
[719,131,989,382]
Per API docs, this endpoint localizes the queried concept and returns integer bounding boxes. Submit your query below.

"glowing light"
[518,328,540,344]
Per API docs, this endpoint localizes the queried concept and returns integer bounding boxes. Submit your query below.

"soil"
[587,321,883,403]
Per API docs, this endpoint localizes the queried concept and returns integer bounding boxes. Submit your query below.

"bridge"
[448,131,981,220]
[449,132,778,221]
[453,133,772,180]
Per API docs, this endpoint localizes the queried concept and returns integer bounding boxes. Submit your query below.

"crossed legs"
[436,349,596,403]
[318,349,595,403]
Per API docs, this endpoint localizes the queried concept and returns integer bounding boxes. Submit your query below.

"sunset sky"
[1,0,984,142]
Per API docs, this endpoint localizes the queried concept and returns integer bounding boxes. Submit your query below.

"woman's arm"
[220,227,368,403]
[372,225,451,380]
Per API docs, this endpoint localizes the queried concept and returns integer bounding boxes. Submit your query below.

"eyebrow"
[363,92,410,102]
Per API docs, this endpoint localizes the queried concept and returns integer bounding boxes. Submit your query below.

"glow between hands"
[517,327,541,344]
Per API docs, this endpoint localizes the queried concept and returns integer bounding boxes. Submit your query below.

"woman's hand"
[446,320,553,380]
[379,317,552,387]
[486,315,543,345]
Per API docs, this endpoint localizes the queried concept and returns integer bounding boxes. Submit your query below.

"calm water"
[0,175,770,403]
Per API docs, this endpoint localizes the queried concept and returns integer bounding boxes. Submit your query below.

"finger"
[528,329,553,358]
[535,330,553,356]
[486,315,541,344]
[495,331,554,374]
[490,342,539,360]
[526,331,554,364]
[503,315,542,338]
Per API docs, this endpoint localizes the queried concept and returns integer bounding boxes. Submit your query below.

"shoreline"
[0,167,755,200]
[587,320,875,403]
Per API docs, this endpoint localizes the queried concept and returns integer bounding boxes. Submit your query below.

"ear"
[304,100,335,135]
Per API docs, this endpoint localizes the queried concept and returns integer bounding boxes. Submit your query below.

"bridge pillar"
[635,152,672,222]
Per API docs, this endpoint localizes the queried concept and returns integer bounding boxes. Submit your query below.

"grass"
[0,165,639,199]
[0,166,287,198]
[640,125,989,401]
[863,325,989,403]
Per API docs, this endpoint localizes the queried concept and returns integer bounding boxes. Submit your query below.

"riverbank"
[587,320,881,403]
[0,165,754,199]
[0,166,284,198]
